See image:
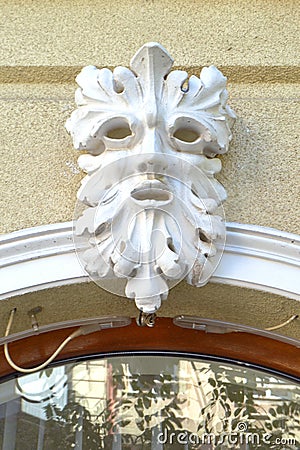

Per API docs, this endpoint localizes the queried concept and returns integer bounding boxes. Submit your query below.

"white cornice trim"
[216,223,299,300]
[0,222,299,301]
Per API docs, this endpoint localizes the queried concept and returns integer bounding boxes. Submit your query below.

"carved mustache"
[78,153,225,212]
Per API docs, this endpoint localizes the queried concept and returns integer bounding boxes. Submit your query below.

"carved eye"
[171,117,208,144]
[106,125,132,140]
[173,128,199,143]
[103,118,133,140]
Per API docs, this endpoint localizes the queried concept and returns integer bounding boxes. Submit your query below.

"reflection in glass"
[0,355,299,449]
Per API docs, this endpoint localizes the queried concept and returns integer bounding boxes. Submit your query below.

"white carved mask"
[66,42,235,313]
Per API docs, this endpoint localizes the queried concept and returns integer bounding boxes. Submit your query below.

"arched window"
[1,318,299,449]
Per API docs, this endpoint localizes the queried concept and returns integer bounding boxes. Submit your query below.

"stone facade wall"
[1,0,299,234]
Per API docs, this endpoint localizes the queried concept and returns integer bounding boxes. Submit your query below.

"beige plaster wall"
[0,0,299,74]
[0,0,299,235]
[1,283,299,340]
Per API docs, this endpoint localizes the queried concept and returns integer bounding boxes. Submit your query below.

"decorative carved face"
[66,43,235,313]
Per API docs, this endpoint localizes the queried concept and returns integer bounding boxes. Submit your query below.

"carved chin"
[75,179,225,313]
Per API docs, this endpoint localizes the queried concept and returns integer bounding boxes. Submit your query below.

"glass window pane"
[0,354,299,449]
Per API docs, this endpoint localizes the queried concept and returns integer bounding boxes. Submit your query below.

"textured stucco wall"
[0,0,299,71]
[1,283,299,340]
[0,0,299,234]
[0,0,299,331]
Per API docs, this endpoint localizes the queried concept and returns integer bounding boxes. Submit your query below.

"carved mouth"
[130,181,173,205]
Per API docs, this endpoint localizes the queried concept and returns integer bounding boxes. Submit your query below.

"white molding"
[0,223,87,300]
[0,222,299,302]
[216,224,300,299]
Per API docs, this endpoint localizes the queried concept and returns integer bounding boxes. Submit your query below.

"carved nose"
[142,129,162,164]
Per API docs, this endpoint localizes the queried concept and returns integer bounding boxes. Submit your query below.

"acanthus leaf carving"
[66,42,236,313]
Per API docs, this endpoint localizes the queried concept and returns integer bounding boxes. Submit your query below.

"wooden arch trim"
[0,317,299,380]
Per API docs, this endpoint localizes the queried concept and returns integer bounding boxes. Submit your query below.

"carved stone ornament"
[66,42,236,313]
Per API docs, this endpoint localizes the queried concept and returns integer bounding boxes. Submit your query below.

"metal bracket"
[136,311,157,327]
[27,306,43,332]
